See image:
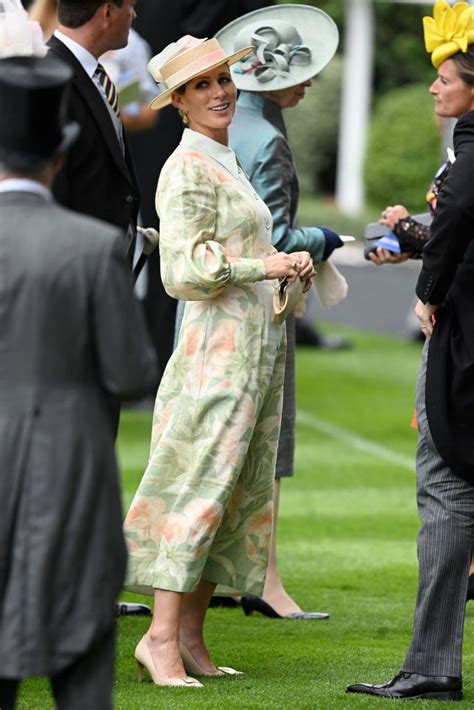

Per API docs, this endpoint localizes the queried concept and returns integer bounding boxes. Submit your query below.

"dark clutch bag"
[364,212,432,260]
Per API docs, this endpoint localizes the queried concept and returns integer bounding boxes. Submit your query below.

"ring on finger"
[292,261,299,271]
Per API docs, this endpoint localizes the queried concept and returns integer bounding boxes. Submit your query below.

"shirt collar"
[180,128,240,179]
[54,29,98,78]
[0,179,51,200]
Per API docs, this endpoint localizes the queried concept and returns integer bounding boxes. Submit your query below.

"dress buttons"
[125,195,134,204]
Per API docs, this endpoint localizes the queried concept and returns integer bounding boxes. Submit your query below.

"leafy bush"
[364,84,442,212]
[285,55,342,195]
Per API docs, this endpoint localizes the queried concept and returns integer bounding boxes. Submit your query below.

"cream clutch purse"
[272,277,305,325]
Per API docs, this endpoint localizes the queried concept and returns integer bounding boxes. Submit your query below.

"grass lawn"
[17,326,474,708]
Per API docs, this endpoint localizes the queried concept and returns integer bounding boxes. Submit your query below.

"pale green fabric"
[124,130,286,595]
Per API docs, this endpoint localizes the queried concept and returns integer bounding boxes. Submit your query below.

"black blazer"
[416,109,474,480]
[48,36,140,235]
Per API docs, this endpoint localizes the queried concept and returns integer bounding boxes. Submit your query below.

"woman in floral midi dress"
[124,35,314,688]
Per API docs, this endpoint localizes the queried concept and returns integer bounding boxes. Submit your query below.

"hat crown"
[148,37,229,85]
[0,55,78,164]
[234,19,302,54]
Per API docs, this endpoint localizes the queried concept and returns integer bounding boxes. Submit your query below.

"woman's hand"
[379,205,409,230]
[263,252,301,281]
[369,248,411,265]
[289,251,315,280]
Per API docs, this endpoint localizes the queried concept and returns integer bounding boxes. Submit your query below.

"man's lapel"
[48,36,132,184]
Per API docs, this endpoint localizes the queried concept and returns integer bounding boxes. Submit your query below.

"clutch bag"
[272,277,305,325]
[364,212,432,259]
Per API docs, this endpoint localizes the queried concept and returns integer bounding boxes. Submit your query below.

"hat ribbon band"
[157,48,229,92]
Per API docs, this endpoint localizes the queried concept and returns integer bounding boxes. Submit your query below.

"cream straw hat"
[147,35,253,111]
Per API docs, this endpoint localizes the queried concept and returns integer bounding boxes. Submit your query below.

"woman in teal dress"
[124,35,314,688]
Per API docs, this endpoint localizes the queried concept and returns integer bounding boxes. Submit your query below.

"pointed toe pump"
[135,636,203,688]
[241,596,329,620]
[179,641,243,677]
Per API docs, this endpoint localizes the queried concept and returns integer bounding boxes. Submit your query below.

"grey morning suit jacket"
[0,190,158,678]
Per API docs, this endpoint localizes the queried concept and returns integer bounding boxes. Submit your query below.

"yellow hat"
[423,0,474,68]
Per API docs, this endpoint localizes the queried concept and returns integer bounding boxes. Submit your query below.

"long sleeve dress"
[124,128,286,596]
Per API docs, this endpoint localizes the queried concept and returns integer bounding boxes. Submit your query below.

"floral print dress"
[124,129,286,596]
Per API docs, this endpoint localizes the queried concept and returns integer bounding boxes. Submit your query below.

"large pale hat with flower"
[423,0,474,68]
[147,35,253,111]
[215,3,339,92]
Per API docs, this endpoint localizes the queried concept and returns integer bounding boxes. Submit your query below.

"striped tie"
[95,63,120,118]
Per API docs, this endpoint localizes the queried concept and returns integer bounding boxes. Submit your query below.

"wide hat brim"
[215,4,339,92]
[149,46,253,111]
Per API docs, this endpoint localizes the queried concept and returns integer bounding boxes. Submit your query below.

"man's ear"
[98,2,113,27]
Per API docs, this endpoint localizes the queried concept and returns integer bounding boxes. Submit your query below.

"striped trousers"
[402,343,474,678]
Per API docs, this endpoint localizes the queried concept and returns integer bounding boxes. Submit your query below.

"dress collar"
[180,128,240,179]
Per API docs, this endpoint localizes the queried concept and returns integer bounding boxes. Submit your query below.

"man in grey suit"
[0,54,157,710]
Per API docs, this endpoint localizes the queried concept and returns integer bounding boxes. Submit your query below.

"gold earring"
[182,111,189,126]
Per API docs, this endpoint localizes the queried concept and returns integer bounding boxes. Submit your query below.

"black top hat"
[0,53,80,167]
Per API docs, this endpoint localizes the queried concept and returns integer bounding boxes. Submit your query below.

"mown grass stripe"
[297,409,415,473]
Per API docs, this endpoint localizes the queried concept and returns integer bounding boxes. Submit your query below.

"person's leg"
[50,627,115,710]
[179,580,218,673]
[261,478,303,615]
[143,589,186,679]
[0,679,19,710]
[402,347,474,678]
[346,345,469,700]
[262,317,301,615]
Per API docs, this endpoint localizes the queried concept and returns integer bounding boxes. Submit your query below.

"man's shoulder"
[57,202,122,236]
[46,201,124,251]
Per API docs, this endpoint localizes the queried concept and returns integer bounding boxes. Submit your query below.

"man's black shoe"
[115,602,151,617]
[346,672,462,701]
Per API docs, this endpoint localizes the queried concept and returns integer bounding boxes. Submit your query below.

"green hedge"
[364,84,442,212]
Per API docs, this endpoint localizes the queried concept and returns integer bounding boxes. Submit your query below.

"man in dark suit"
[48,0,154,618]
[48,0,140,260]
[0,54,157,710]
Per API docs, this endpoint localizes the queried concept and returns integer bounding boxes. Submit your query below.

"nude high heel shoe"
[134,636,203,688]
[179,641,243,677]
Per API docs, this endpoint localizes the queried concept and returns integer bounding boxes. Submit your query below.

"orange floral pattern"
[124,134,286,596]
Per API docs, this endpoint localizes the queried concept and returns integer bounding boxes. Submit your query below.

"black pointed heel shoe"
[241,596,329,620]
